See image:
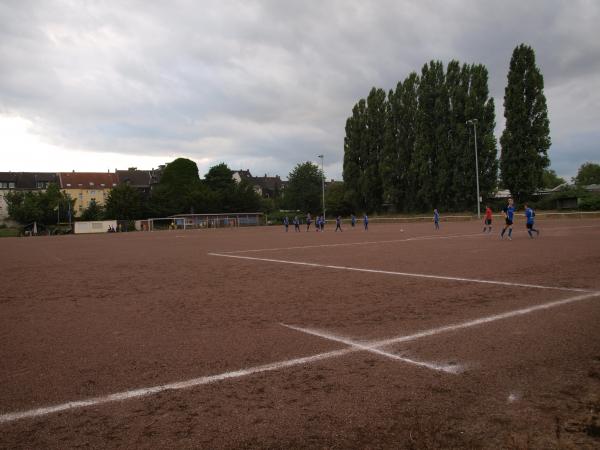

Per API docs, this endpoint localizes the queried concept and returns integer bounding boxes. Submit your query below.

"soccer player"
[500,198,515,240]
[306,213,312,231]
[335,215,342,232]
[351,214,356,228]
[483,205,493,233]
[283,216,289,232]
[524,203,540,238]
[363,214,369,231]
[433,209,440,230]
[293,216,300,232]
[320,216,325,231]
[315,215,321,232]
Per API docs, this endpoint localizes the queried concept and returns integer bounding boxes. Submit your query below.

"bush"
[579,194,600,211]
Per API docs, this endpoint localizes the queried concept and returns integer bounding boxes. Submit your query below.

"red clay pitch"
[1,218,599,448]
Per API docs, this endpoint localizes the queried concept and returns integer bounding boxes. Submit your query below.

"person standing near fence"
[433,209,440,230]
[500,198,515,240]
[351,214,356,228]
[483,205,493,233]
[524,203,540,238]
[294,216,300,232]
[306,213,312,231]
[283,216,289,232]
[363,214,369,231]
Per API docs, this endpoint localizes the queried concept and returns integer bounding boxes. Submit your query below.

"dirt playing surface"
[1,218,599,449]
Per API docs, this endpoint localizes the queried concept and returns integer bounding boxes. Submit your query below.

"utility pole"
[317,154,325,220]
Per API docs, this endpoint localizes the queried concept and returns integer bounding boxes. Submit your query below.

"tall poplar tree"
[412,61,449,211]
[363,87,387,212]
[343,99,367,210]
[500,44,551,202]
[456,63,498,211]
[381,73,419,211]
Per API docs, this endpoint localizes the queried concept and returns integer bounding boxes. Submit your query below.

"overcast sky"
[1,0,598,181]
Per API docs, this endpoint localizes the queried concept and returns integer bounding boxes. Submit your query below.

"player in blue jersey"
[363,214,369,231]
[306,213,312,231]
[351,214,356,228]
[433,209,440,230]
[283,216,289,232]
[293,216,300,232]
[523,203,540,238]
[500,198,515,240]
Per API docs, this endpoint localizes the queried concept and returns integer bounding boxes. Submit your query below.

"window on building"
[36,181,49,189]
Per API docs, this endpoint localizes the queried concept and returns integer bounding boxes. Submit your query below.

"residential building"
[59,172,118,216]
[116,168,153,197]
[0,172,58,224]
[232,169,287,198]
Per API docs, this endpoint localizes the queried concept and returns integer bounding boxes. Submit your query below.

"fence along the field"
[363,211,600,223]
[138,213,263,231]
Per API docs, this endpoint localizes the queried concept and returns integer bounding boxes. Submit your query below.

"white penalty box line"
[216,223,600,256]
[207,253,593,293]
[2,290,599,425]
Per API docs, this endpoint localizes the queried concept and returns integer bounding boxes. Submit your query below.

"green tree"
[458,63,498,211]
[362,87,387,212]
[284,162,323,214]
[380,73,419,212]
[541,168,566,188]
[149,157,200,215]
[412,60,449,211]
[343,88,387,213]
[105,184,143,220]
[204,163,235,191]
[343,99,367,211]
[500,44,551,202]
[574,162,600,186]
[160,157,200,188]
[325,181,351,216]
[80,199,104,221]
[5,183,74,225]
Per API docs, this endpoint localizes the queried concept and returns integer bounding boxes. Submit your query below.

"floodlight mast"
[317,154,325,220]
[466,119,481,219]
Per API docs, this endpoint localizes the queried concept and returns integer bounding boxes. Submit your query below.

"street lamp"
[317,154,325,220]
[466,119,481,219]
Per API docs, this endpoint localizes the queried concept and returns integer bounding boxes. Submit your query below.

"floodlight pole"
[318,154,325,220]
[467,119,481,219]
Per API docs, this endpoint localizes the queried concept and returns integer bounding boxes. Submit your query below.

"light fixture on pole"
[317,154,325,220]
[466,119,481,219]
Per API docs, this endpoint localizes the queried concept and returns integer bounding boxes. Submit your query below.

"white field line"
[218,232,481,254]
[216,223,599,255]
[0,348,354,425]
[281,323,463,374]
[207,253,592,293]
[2,290,599,425]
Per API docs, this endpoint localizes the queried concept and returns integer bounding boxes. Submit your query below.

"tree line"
[343,43,552,213]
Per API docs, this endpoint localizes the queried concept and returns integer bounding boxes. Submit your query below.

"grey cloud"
[0,0,598,179]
